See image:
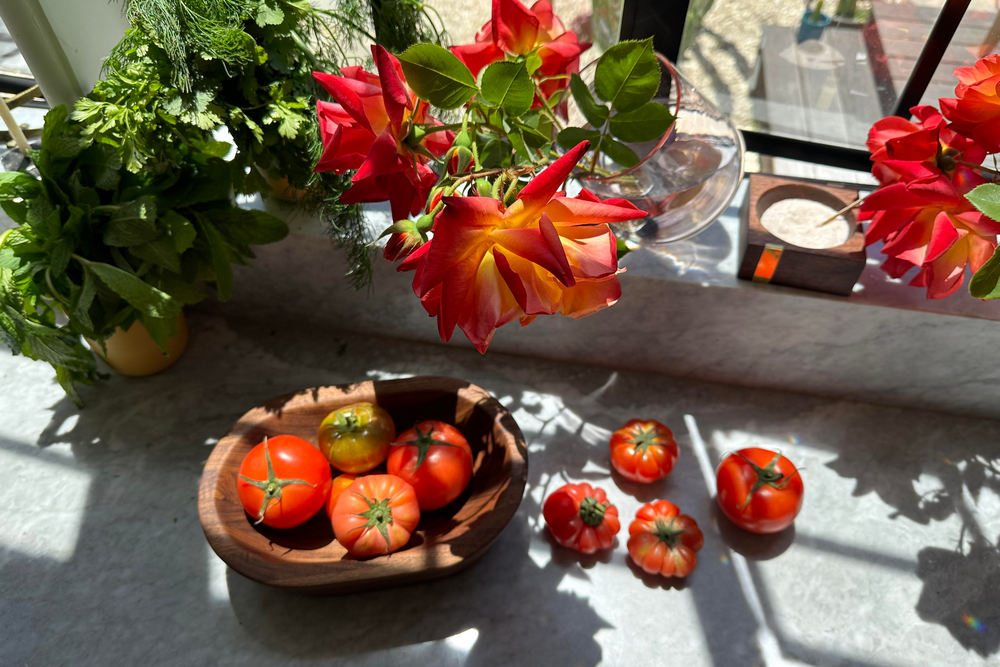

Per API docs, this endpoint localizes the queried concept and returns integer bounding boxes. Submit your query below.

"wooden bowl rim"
[197,376,528,593]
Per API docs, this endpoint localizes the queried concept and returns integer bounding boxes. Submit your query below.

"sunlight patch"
[0,447,90,562]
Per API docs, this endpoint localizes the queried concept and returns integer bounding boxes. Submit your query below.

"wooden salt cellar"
[738,173,866,296]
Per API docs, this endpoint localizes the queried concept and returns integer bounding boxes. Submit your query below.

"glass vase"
[577,54,745,246]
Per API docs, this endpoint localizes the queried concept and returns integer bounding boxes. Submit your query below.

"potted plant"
[797,0,832,43]
[0,106,287,404]
[76,0,445,286]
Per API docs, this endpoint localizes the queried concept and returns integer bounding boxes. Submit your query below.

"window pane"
[874,1,1000,109]
[673,0,992,153]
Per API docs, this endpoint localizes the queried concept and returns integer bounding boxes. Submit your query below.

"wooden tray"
[197,376,528,594]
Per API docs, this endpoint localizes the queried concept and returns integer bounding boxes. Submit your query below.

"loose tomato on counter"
[332,474,421,557]
[386,420,473,510]
[627,500,703,578]
[609,418,679,483]
[325,473,357,518]
[317,402,396,474]
[237,435,333,529]
[715,447,803,534]
[542,482,620,554]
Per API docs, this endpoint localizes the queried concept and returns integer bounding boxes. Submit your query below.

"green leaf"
[594,38,660,112]
[508,130,532,164]
[103,197,159,246]
[199,140,232,160]
[205,208,289,247]
[556,127,601,151]
[83,258,181,320]
[524,52,543,75]
[970,246,1000,299]
[966,183,1000,222]
[40,105,89,159]
[131,237,182,274]
[570,73,610,128]
[194,213,233,301]
[70,268,96,332]
[511,121,550,149]
[141,315,178,351]
[609,101,675,142]
[600,136,641,168]
[616,237,632,261]
[0,171,40,200]
[255,3,284,26]
[162,210,197,254]
[480,61,533,116]
[397,43,477,109]
[26,199,60,240]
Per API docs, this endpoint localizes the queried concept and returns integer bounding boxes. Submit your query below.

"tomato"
[325,473,357,518]
[332,474,421,557]
[317,402,396,474]
[715,447,804,534]
[386,420,474,510]
[542,482,620,554]
[237,434,333,529]
[609,419,679,483]
[627,500,703,578]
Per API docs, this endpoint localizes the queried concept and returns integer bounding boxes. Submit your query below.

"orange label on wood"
[752,243,783,282]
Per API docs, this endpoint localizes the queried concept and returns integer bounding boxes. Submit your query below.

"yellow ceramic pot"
[88,312,188,376]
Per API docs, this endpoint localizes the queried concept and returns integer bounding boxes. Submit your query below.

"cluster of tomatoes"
[236,402,474,558]
[543,419,804,578]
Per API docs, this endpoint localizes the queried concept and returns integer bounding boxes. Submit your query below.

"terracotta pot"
[88,312,188,376]
[262,170,309,203]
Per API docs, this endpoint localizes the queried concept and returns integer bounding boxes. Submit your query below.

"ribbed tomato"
[609,419,679,483]
[627,500,703,578]
[542,482,620,554]
[332,474,421,557]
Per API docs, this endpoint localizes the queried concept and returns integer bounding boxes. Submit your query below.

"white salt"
[759,198,851,249]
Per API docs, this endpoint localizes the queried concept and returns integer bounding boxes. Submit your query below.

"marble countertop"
[3,309,999,666]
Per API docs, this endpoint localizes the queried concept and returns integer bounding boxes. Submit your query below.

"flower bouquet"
[862,54,1000,300]
[312,0,680,352]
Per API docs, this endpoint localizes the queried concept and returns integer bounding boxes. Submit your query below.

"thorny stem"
[958,160,1000,179]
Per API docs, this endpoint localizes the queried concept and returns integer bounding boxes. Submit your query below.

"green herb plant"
[75,0,444,286]
[0,107,287,404]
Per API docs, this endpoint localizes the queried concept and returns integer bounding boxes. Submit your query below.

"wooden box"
[738,173,866,296]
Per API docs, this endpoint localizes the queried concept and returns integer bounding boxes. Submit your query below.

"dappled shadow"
[13,310,613,664]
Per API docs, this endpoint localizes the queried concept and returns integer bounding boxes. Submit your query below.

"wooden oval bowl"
[198,376,528,594]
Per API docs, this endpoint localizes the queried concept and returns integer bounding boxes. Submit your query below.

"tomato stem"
[652,518,685,547]
[239,438,317,524]
[735,451,800,511]
[392,424,458,469]
[628,425,662,453]
[579,495,609,527]
[357,496,395,553]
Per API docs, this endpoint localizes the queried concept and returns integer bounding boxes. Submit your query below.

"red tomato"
[317,402,396,474]
[325,473,357,519]
[715,447,804,534]
[332,474,421,557]
[237,434,333,529]
[609,419,679,483]
[386,420,474,510]
[542,482,620,554]
[627,500,703,578]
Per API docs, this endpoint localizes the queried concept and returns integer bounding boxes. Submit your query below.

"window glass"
[673,0,998,153]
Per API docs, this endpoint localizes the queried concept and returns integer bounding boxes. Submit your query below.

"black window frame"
[620,0,977,172]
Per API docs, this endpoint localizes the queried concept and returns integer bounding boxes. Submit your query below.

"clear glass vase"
[577,55,745,246]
